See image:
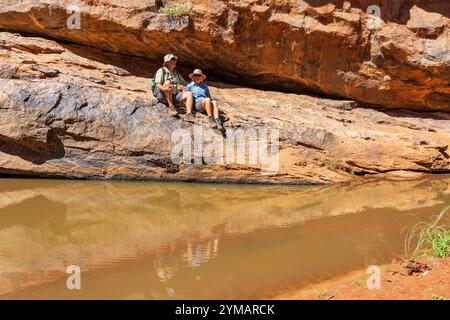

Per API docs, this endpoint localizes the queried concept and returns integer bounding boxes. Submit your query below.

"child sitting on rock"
[186,69,224,130]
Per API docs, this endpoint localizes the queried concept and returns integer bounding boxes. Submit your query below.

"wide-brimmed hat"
[163,54,178,65]
[189,69,207,80]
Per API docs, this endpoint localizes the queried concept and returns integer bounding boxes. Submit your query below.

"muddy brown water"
[0,176,449,299]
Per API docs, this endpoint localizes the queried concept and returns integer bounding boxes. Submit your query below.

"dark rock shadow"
[59,42,159,78]
[379,108,450,121]
[0,130,65,164]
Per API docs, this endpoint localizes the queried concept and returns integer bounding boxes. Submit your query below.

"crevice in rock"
[148,158,180,173]
[438,148,449,159]
[63,132,101,143]
[128,106,140,117]
[295,141,324,151]
[45,93,62,116]
[343,160,450,175]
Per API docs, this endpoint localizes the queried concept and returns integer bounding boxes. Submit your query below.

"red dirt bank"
[271,257,450,300]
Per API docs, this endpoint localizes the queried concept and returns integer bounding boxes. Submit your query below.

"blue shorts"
[195,98,205,111]
[154,89,184,106]
[194,98,213,112]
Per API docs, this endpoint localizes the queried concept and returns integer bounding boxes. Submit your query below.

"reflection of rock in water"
[0,176,449,295]
[0,195,67,234]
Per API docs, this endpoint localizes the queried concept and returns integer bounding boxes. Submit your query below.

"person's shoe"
[207,116,218,129]
[167,105,178,116]
[214,118,224,130]
[195,112,207,119]
[183,113,195,123]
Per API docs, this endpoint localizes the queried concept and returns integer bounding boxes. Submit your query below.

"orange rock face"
[0,0,448,111]
[0,32,449,184]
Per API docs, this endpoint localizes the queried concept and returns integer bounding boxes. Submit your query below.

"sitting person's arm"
[175,71,187,91]
[155,68,172,93]
[206,85,213,100]
[156,81,172,93]
[185,82,193,93]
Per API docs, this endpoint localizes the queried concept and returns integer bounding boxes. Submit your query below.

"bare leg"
[162,80,174,106]
[212,100,220,119]
[203,98,213,117]
[183,91,194,114]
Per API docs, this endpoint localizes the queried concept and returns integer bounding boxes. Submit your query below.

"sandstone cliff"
[0,0,448,110]
[0,32,449,184]
[0,1,449,184]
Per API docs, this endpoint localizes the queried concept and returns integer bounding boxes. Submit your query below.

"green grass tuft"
[158,5,190,16]
[405,205,450,259]
[324,158,341,170]
[432,295,448,300]
[354,279,366,288]
[310,284,327,300]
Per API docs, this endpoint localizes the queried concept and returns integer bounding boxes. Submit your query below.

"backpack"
[151,67,167,93]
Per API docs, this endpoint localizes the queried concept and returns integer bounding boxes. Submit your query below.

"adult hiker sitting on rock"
[186,69,224,130]
[153,54,195,122]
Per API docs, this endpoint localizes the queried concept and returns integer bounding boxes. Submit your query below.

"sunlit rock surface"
[0,0,448,110]
[0,33,449,183]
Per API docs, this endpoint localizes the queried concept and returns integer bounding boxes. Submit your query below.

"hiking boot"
[207,116,218,129]
[214,118,224,130]
[183,113,195,123]
[167,105,178,116]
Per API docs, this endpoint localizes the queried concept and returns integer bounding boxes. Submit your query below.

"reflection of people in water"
[153,254,177,283]
[151,237,220,297]
[184,238,220,268]
[153,236,220,283]
[153,253,179,297]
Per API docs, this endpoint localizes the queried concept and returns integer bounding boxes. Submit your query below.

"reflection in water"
[183,238,220,269]
[153,238,220,297]
[0,176,449,299]
[0,195,67,233]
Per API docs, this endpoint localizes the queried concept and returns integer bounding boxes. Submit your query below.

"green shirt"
[154,66,186,94]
